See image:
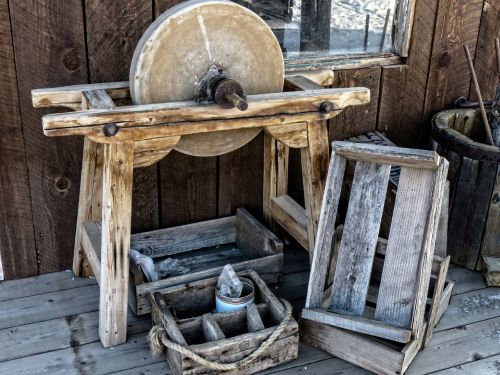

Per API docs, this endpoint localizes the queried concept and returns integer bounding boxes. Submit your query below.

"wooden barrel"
[432,109,499,270]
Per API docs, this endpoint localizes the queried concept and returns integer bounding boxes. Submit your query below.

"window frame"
[273,0,416,71]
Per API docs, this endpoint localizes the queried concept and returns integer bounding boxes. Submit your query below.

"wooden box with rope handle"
[148,270,298,374]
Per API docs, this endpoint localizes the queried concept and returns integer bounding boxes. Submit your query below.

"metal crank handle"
[224,92,248,111]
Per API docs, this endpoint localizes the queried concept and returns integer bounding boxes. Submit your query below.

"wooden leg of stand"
[99,141,134,347]
[263,133,277,226]
[276,142,289,197]
[301,121,329,258]
[73,137,103,277]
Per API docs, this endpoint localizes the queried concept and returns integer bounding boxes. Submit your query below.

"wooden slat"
[218,134,264,218]
[305,154,346,309]
[377,0,439,147]
[0,271,95,302]
[330,162,390,316]
[376,162,448,336]
[481,166,500,258]
[421,0,483,138]
[470,0,500,101]
[271,195,308,250]
[302,308,412,343]
[10,0,88,274]
[329,68,382,140]
[247,303,265,332]
[0,285,98,330]
[332,142,441,169]
[423,256,450,347]
[0,309,149,362]
[202,313,226,342]
[235,208,283,257]
[84,0,157,234]
[130,216,236,258]
[263,132,277,226]
[80,221,102,284]
[0,0,37,279]
[448,158,497,269]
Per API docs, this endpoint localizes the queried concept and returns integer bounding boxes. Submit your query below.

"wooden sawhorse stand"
[32,71,369,347]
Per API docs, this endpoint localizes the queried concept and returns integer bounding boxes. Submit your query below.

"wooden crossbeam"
[80,221,102,284]
[332,142,441,169]
[40,89,368,143]
[31,70,335,109]
[302,308,412,343]
[271,195,309,250]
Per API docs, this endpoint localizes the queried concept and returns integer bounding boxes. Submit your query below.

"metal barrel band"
[148,298,293,372]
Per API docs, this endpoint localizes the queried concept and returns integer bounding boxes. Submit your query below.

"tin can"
[215,277,255,313]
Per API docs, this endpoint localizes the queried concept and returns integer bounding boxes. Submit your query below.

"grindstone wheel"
[130,0,285,157]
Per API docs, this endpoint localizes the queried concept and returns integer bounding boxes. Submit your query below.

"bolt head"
[103,123,118,137]
[320,101,332,113]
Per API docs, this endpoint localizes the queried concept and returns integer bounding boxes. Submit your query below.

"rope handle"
[148,298,293,372]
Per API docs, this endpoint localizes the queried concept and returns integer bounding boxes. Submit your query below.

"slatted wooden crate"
[150,270,299,375]
[128,208,284,315]
[301,141,449,374]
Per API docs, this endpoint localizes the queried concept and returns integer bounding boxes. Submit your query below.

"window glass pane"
[234,0,399,58]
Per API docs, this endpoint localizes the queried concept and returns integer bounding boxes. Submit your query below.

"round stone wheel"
[130,0,285,157]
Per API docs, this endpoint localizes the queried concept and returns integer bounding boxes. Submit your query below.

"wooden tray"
[151,270,299,375]
[129,208,284,315]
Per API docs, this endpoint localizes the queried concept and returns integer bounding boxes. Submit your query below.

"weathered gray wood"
[448,157,497,269]
[0,271,95,302]
[423,256,450,347]
[0,332,161,375]
[271,195,309,250]
[151,292,187,346]
[480,166,500,259]
[305,154,346,309]
[375,167,441,330]
[247,303,265,332]
[0,309,150,362]
[236,208,283,258]
[130,216,236,258]
[408,316,500,374]
[80,221,102,284]
[202,313,226,342]
[447,266,486,295]
[331,142,441,169]
[300,318,414,375]
[0,285,99,330]
[330,162,390,316]
[302,309,412,343]
[435,287,500,332]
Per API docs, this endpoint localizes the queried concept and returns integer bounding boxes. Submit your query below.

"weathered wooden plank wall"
[0,0,497,279]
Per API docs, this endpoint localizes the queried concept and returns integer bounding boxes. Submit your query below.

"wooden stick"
[364,14,370,51]
[379,9,391,52]
[463,44,494,146]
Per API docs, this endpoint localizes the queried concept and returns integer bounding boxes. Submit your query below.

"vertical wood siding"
[0,0,495,279]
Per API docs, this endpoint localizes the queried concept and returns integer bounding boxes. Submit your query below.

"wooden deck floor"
[0,248,499,374]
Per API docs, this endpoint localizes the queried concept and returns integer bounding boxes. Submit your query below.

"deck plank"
[407,316,500,374]
[0,271,96,302]
[0,332,161,375]
[0,285,98,330]
[0,310,150,362]
[0,250,497,375]
[435,287,500,331]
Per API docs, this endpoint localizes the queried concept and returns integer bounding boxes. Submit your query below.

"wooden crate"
[129,208,284,315]
[301,253,453,375]
[150,270,299,375]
